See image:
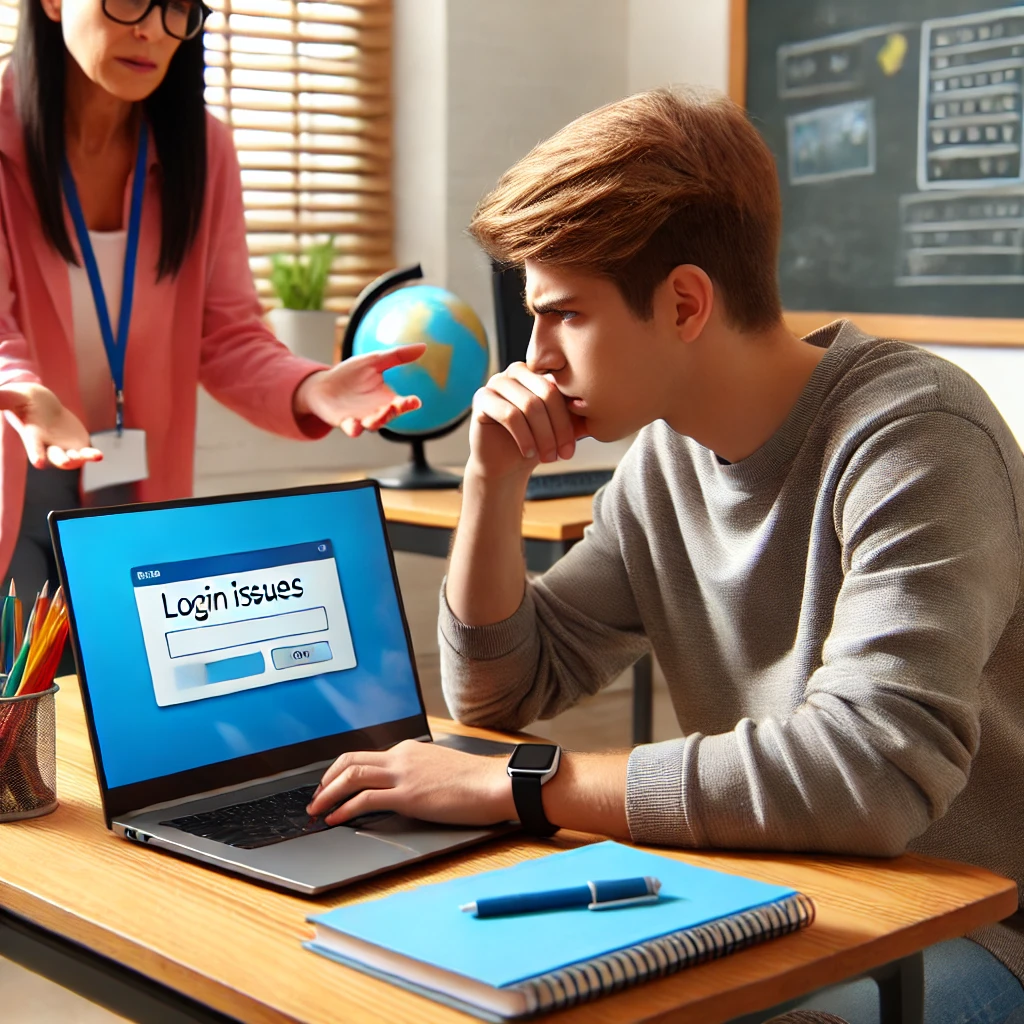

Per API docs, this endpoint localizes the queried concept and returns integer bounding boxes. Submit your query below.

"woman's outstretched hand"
[292,343,427,436]
[0,383,103,469]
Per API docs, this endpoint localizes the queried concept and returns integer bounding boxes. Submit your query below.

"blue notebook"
[306,841,815,1020]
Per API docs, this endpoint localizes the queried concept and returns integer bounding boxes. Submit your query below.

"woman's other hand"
[292,343,427,436]
[0,383,103,469]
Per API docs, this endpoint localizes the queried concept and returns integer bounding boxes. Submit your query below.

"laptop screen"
[50,482,429,818]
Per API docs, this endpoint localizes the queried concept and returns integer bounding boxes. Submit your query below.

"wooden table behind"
[0,677,1015,1024]
[374,481,595,543]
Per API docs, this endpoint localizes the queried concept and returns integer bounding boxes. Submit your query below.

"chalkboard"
[734,0,1024,344]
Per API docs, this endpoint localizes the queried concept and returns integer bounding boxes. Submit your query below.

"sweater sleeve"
[439,475,651,731]
[197,114,331,441]
[627,412,1021,856]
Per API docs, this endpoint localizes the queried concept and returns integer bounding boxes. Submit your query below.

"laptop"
[48,480,515,895]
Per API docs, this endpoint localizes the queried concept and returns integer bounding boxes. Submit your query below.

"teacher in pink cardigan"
[0,0,425,600]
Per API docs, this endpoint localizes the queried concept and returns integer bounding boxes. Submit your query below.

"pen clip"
[588,894,661,911]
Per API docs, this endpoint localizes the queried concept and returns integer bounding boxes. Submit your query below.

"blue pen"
[460,876,661,917]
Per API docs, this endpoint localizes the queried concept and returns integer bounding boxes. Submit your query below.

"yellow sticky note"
[877,33,908,76]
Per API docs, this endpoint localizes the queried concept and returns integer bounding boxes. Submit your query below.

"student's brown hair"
[469,87,783,332]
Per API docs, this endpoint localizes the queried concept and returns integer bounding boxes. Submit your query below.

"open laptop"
[49,480,514,895]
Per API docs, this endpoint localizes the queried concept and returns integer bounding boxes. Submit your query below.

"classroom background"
[3,0,1022,1019]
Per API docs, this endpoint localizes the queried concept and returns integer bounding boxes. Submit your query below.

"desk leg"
[0,910,241,1024]
[632,653,654,746]
[869,952,925,1024]
[724,950,925,1024]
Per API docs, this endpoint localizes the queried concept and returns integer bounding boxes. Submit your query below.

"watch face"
[509,744,558,772]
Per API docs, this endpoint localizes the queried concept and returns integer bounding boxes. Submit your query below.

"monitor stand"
[371,439,461,489]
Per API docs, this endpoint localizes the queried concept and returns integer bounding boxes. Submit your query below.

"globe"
[341,265,490,488]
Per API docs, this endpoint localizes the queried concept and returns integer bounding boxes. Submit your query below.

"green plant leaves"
[269,235,336,310]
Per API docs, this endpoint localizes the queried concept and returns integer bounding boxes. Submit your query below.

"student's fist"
[0,383,103,470]
[467,362,588,481]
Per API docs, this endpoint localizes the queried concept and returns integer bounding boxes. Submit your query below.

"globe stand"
[371,438,461,490]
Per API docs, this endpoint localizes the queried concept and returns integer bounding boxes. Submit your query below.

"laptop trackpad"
[346,812,493,855]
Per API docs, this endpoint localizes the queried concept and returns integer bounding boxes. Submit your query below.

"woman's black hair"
[12,0,207,278]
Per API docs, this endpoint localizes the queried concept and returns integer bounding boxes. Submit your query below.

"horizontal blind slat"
[205,52,387,78]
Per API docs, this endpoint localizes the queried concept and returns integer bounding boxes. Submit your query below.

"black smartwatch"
[506,743,561,837]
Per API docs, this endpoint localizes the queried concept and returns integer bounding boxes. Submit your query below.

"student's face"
[42,0,182,103]
[523,261,682,442]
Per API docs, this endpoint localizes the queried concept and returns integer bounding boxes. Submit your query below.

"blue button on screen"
[205,651,266,685]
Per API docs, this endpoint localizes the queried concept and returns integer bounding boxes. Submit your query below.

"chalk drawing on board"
[787,100,876,185]
[918,6,1024,190]
[897,190,1024,284]
[777,24,913,100]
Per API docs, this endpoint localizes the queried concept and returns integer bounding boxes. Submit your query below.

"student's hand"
[307,741,515,827]
[292,343,427,436]
[467,362,588,483]
[0,383,103,470]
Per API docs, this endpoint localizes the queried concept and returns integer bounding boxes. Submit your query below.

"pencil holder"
[0,683,58,821]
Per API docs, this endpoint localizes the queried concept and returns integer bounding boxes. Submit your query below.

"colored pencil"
[0,579,15,677]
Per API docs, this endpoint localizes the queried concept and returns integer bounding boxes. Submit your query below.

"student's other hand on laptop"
[306,741,515,828]
[292,342,427,437]
[467,362,588,485]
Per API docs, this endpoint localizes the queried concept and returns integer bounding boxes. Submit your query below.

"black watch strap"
[511,774,558,837]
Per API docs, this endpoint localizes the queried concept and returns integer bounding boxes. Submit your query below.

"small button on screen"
[271,641,333,671]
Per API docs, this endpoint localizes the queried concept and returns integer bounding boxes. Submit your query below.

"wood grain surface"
[0,676,1015,1024]
[376,485,594,542]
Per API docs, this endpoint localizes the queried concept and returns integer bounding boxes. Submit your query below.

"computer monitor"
[490,262,533,369]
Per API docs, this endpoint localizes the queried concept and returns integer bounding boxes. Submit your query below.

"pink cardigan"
[0,71,332,578]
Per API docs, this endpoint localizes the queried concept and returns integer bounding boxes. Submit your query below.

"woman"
[0,0,424,599]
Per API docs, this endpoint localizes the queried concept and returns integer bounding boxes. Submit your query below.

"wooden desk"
[0,677,1016,1024]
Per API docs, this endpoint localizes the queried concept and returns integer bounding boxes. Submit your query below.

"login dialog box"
[131,540,357,707]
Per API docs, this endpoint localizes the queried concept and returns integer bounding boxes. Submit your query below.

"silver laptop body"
[50,481,513,895]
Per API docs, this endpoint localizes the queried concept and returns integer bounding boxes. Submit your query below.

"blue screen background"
[55,487,424,789]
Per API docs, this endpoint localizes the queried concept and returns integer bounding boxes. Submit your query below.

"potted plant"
[266,235,339,362]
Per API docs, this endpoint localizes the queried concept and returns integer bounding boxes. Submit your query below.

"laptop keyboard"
[160,783,392,850]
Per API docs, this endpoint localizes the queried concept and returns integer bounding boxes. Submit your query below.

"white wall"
[627,0,729,93]
[445,0,628,347]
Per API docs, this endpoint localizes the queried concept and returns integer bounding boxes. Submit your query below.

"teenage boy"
[308,88,1024,1019]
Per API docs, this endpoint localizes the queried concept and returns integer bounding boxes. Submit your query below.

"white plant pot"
[267,308,339,364]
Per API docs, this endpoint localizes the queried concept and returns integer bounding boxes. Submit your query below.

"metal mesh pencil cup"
[0,683,58,821]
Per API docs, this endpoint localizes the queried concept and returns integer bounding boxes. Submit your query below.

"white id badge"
[81,429,149,493]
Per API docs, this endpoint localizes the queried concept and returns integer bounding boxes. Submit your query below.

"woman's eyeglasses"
[102,0,212,41]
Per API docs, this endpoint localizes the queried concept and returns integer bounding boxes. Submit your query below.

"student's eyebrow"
[525,293,577,315]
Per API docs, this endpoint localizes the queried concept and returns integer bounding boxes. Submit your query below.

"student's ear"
[40,0,61,21]
[665,265,714,343]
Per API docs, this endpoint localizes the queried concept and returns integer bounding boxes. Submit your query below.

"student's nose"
[525,320,564,376]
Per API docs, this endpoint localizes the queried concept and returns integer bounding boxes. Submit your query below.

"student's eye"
[559,311,578,322]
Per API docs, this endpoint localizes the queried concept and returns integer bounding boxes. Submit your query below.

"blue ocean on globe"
[350,284,489,437]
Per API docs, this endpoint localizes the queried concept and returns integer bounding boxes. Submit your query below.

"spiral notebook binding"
[509,891,815,1017]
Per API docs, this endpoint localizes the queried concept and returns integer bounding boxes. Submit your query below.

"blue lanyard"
[61,123,148,435]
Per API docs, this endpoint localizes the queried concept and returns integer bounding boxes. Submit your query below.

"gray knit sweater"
[439,321,1024,979]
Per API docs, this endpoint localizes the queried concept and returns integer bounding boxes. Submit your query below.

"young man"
[308,88,1024,1020]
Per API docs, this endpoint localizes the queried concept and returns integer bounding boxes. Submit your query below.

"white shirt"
[68,230,126,435]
